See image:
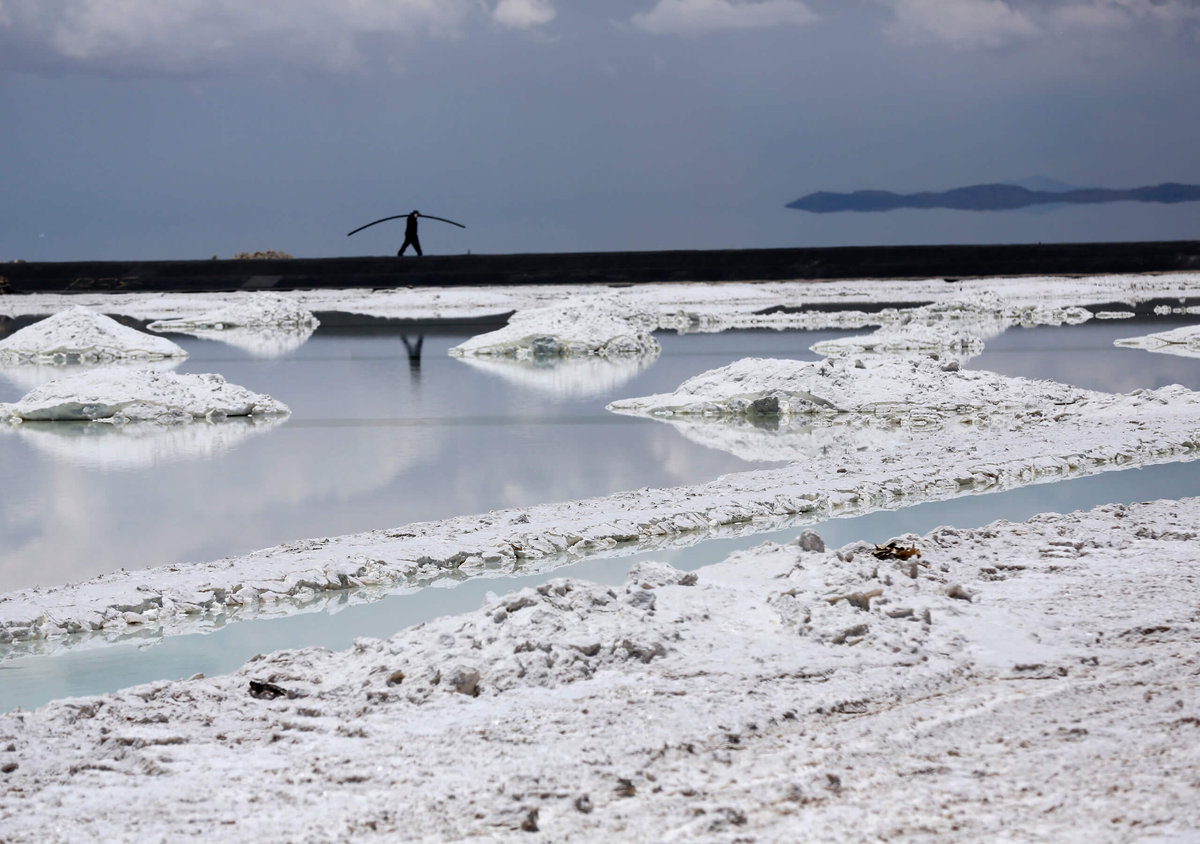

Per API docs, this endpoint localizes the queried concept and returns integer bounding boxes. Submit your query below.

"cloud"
[492,0,557,30]
[631,0,818,36]
[883,0,1038,47]
[0,0,555,75]
[879,0,1200,48]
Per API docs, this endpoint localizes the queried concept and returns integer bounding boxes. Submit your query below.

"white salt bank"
[449,296,660,359]
[0,368,288,423]
[0,305,187,364]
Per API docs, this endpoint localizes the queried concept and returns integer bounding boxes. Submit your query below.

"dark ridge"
[3,241,1200,293]
[787,182,1200,214]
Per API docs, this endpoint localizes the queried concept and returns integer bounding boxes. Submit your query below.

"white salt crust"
[0,368,289,423]
[0,306,186,364]
[1,498,1199,841]
[3,272,1198,330]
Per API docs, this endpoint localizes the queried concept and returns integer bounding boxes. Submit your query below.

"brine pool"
[2,309,1199,712]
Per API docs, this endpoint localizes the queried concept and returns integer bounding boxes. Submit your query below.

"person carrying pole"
[399,210,422,257]
[346,209,465,257]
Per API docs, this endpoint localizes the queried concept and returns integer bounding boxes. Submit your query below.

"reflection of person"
[398,211,422,257]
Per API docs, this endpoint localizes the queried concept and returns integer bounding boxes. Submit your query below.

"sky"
[1,0,1199,261]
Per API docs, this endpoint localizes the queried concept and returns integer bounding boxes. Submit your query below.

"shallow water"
[2,310,1199,712]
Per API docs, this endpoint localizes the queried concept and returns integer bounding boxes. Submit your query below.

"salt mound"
[1115,323,1200,360]
[449,296,659,359]
[607,356,1097,421]
[0,306,187,364]
[1,368,288,423]
[146,293,318,332]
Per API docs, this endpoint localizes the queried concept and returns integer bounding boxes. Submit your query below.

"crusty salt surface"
[1115,323,1200,360]
[606,355,1095,419]
[0,305,187,363]
[449,296,660,359]
[2,498,1199,841]
[1,368,288,422]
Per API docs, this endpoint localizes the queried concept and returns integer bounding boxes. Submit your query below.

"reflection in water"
[642,415,908,463]
[1,415,290,470]
[152,323,316,358]
[1114,324,1200,361]
[455,351,659,399]
[401,334,424,382]
[0,358,181,393]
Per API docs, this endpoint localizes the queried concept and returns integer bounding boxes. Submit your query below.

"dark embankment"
[3,241,1199,293]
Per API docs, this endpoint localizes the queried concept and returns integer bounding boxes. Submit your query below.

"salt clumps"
[1115,323,1200,360]
[449,296,660,360]
[1,368,288,423]
[0,305,186,364]
[147,293,318,358]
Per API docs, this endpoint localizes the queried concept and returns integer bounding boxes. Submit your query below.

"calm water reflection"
[0,320,844,592]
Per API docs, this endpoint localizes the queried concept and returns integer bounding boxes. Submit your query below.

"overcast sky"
[2,0,1198,260]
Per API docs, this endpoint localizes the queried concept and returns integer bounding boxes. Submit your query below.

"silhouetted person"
[398,211,422,257]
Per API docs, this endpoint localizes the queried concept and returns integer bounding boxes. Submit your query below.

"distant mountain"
[786,182,1200,214]
[1000,176,1081,194]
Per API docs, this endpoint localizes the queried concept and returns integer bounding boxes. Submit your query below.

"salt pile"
[146,293,319,358]
[0,305,187,364]
[1115,323,1200,360]
[607,355,1095,423]
[2,499,1199,840]
[449,296,660,359]
[0,368,288,423]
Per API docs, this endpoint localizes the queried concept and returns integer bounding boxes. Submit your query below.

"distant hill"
[787,182,1200,214]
